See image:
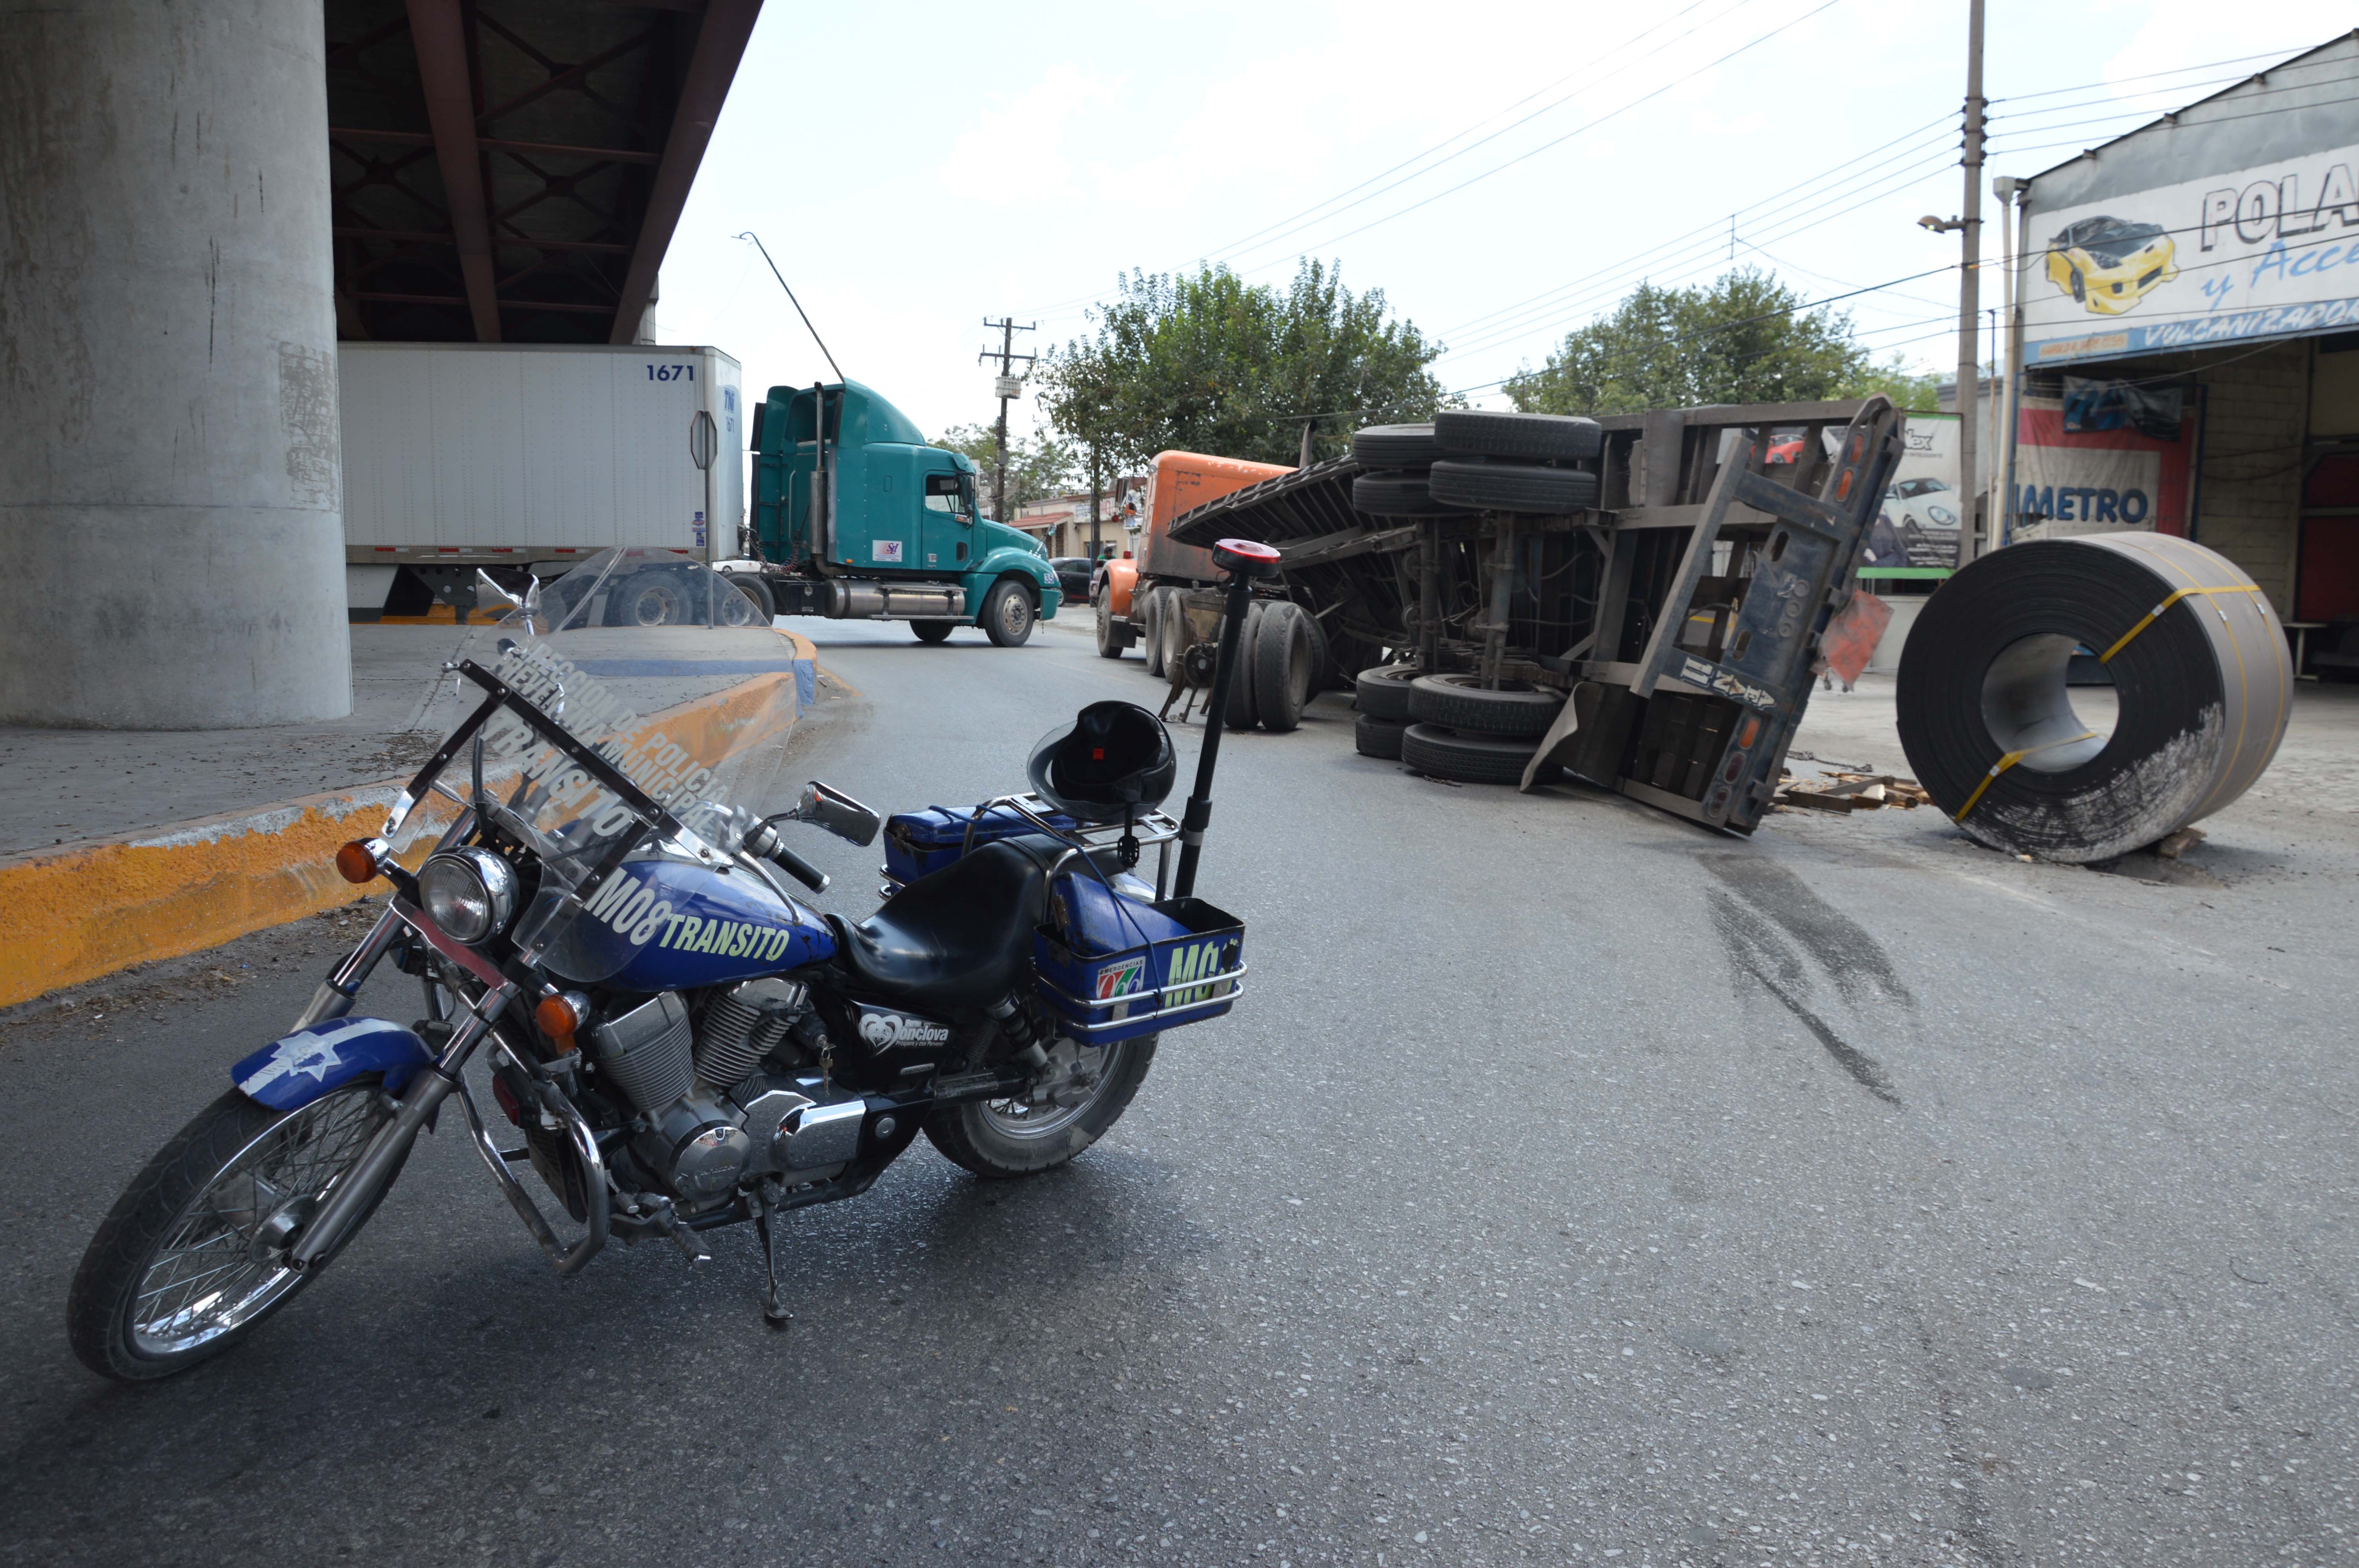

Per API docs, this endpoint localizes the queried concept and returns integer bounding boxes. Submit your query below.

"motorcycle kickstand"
[753,1178,792,1329]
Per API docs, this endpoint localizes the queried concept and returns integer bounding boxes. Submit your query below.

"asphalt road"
[2,613,2352,1568]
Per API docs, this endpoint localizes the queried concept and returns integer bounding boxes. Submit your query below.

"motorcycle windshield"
[390,548,798,982]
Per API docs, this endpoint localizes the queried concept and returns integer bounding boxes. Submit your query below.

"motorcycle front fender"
[230,1017,433,1112]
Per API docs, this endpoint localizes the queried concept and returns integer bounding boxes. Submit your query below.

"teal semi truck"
[728,379,1060,645]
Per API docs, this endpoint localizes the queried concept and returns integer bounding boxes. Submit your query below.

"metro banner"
[2022,142,2359,365]
[2008,397,2195,541]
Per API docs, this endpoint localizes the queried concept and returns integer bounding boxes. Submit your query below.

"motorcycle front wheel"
[923,1035,1155,1178]
[68,1079,404,1382]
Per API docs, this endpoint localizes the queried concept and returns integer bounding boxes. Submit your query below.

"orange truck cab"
[1101,450,1292,617]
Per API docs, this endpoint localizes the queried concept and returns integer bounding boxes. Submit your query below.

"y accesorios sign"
[2023,143,2359,365]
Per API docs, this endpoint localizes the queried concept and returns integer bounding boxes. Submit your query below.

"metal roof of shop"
[2024,29,2359,211]
[325,0,760,346]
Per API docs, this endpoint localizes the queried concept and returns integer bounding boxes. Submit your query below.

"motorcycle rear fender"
[231,1017,433,1112]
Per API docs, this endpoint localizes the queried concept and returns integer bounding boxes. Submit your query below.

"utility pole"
[1087,443,1104,564]
[979,318,1036,526]
[1955,0,1986,566]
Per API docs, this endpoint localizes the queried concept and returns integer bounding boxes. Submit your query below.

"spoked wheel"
[923,1036,1156,1177]
[69,1080,403,1381]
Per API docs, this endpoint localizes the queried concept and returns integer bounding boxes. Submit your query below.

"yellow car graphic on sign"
[2045,216,2178,316]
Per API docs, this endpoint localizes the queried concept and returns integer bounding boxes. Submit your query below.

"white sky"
[657,0,2354,449]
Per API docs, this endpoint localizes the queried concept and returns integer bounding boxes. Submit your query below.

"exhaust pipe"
[824,581,965,621]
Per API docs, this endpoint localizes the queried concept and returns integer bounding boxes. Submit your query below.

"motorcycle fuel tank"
[552,856,836,991]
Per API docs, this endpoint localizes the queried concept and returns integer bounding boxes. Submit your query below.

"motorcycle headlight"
[418,847,518,944]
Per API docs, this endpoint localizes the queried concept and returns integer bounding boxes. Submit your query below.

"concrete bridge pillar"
[0,0,351,728]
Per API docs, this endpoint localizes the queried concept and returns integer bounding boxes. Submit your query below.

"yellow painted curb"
[0,640,812,1011]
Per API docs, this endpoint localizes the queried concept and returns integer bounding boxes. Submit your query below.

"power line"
[1007,0,1755,320]
[1988,64,2359,126]
[1985,87,2359,163]
[1983,70,2359,144]
[1224,0,1851,277]
[1987,38,2358,104]
[1435,147,1962,363]
[1199,0,1761,268]
[1017,0,1841,322]
[1431,112,1959,342]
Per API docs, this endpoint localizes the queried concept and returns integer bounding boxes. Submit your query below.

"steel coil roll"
[1897,533,2290,863]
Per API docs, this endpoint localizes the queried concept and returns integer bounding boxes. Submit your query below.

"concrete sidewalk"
[0,624,818,1009]
[0,624,815,856]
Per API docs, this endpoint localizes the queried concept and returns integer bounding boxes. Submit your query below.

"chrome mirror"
[785,780,880,847]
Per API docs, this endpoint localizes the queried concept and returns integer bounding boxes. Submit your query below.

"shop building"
[2000,30,2359,668]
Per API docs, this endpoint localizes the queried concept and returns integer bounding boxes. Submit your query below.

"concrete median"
[0,630,817,1011]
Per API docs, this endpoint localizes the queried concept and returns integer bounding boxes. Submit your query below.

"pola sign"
[2023,142,2359,365]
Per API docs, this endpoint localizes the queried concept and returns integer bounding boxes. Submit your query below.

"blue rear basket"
[1033,896,1247,1045]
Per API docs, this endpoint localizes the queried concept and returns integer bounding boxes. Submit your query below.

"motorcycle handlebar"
[763,840,831,894]
[743,820,830,893]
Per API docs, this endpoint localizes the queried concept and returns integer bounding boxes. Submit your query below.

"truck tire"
[1350,423,1445,467]
[1353,662,1421,721]
[911,620,956,644]
[1302,609,1333,696]
[1428,459,1599,515]
[982,579,1035,648]
[1094,589,1129,659]
[1434,409,1604,462]
[1143,589,1168,677]
[1353,473,1465,516]
[1224,602,1264,731]
[1401,723,1563,786]
[1252,601,1314,732]
[729,573,776,621]
[1405,672,1565,737]
[606,570,687,626]
[713,581,765,627]
[1158,588,1188,678]
[1354,713,1408,759]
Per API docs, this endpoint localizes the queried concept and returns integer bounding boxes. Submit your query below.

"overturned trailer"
[1163,399,1903,834]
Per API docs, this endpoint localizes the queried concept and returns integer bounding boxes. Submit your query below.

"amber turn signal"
[334,840,380,884]
[535,993,582,1051]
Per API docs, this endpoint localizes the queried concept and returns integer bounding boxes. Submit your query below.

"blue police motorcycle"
[69,541,1278,1381]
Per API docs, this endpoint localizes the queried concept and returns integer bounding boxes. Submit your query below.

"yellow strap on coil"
[2098,583,2261,664]
[1952,730,2099,824]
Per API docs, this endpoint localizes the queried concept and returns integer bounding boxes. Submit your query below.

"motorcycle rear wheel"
[68,1080,404,1382]
[924,1036,1156,1178]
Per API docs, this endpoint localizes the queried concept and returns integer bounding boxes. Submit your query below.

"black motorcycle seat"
[829,834,1066,1012]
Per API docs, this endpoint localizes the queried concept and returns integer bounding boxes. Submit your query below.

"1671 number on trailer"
[645,364,695,382]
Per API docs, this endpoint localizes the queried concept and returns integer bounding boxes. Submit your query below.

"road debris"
[1772,771,1934,813]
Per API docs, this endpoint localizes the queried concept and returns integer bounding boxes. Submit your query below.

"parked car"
[1049,556,1095,603]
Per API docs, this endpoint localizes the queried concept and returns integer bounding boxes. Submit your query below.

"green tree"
[1505,269,1941,414]
[935,423,1077,523]
[1036,344,1126,557]
[1843,354,1945,412]
[1038,259,1445,469]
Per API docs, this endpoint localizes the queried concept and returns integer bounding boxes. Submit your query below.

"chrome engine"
[584,981,865,1203]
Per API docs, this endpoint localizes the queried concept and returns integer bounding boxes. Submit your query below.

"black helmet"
[1027,701,1177,823]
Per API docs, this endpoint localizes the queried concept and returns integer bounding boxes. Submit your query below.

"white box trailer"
[338,341,743,619]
